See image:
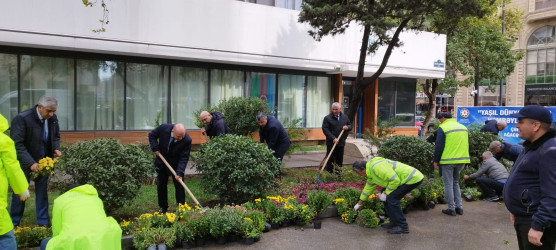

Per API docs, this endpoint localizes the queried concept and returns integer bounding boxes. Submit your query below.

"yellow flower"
[244,217,253,223]
[254,198,261,203]
[166,213,177,223]
[333,198,345,204]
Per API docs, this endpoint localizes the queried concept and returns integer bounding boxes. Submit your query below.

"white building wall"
[0,0,445,79]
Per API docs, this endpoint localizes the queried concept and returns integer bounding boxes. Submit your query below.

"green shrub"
[133,227,176,249]
[58,138,152,213]
[174,221,195,243]
[356,209,379,228]
[378,136,435,177]
[192,134,280,203]
[14,226,52,248]
[306,190,333,217]
[468,130,500,169]
[332,188,361,207]
[245,210,266,233]
[193,97,268,135]
[206,207,241,238]
[463,187,482,201]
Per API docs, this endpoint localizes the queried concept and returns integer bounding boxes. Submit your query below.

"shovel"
[157,153,204,209]
[316,129,345,183]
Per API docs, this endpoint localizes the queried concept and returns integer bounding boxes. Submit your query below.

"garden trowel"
[157,154,204,209]
[316,129,345,183]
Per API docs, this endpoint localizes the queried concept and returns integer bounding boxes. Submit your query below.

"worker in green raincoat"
[41,184,122,250]
[0,113,30,250]
[352,157,423,234]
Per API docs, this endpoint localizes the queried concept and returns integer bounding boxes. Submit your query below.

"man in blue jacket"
[257,113,290,177]
[148,123,191,214]
[199,110,229,138]
[505,105,556,249]
[480,119,507,135]
[489,140,523,162]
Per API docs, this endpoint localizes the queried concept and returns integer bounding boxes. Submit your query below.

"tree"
[82,0,110,33]
[299,0,496,127]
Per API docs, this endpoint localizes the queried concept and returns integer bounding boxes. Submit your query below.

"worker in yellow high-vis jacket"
[352,157,423,234]
[0,113,30,250]
[433,112,470,217]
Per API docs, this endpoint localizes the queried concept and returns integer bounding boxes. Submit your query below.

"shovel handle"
[318,129,345,174]
[157,153,202,208]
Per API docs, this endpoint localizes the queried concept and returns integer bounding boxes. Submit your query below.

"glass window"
[307,76,331,128]
[126,63,168,130]
[210,69,244,105]
[377,78,416,127]
[20,55,74,130]
[277,74,304,122]
[76,60,124,130]
[247,72,276,112]
[536,0,556,10]
[527,26,556,85]
[0,53,18,122]
[171,66,209,129]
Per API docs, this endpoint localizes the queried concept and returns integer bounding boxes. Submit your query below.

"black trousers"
[514,216,556,250]
[475,177,504,198]
[156,166,186,210]
[325,144,345,173]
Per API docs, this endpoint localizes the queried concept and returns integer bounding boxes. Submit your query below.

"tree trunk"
[423,79,438,132]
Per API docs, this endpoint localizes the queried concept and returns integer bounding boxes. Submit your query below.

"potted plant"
[187,211,210,246]
[293,203,314,227]
[241,217,262,245]
[174,221,195,249]
[463,187,482,201]
[306,190,333,229]
[356,209,380,228]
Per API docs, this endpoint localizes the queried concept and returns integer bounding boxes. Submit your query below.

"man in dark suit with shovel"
[322,102,352,174]
[148,123,191,214]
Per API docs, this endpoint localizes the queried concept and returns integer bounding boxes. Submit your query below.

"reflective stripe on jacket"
[439,118,470,164]
[359,157,424,201]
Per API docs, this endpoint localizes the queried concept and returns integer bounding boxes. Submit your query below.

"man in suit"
[322,102,352,174]
[148,123,191,213]
[257,112,290,164]
[10,96,62,227]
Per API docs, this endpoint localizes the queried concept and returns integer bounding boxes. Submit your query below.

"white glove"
[379,192,387,202]
[353,203,361,211]
[18,189,30,201]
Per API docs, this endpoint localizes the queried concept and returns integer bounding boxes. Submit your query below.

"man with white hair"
[322,102,352,174]
[10,96,61,227]
[463,151,508,202]
[480,119,507,135]
[489,140,523,162]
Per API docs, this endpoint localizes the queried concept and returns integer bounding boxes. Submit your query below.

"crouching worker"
[463,151,508,202]
[40,184,122,250]
[352,157,424,234]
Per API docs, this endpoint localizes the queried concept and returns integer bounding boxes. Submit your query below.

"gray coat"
[469,157,509,181]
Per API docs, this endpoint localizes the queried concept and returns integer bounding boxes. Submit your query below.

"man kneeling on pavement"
[464,151,508,202]
[352,157,423,234]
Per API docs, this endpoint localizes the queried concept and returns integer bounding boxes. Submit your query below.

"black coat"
[205,111,229,138]
[322,112,352,147]
[148,124,191,176]
[480,120,500,135]
[10,105,60,173]
[259,116,290,151]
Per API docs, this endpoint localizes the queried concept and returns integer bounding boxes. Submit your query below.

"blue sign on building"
[457,106,556,144]
[433,59,444,68]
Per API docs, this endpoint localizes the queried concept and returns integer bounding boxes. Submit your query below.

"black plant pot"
[146,244,156,250]
[245,238,255,245]
[263,222,271,232]
[313,220,322,229]
[271,223,280,229]
[378,215,385,224]
[296,220,305,227]
[157,243,167,250]
[438,197,447,204]
[428,201,436,209]
[465,194,474,201]
[229,234,239,242]
[181,240,195,249]
[216,236,227,244]
[254,237,260,242]
[195,238,206,246]
[281,221,290,228]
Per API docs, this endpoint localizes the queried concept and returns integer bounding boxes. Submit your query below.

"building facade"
[0,0,445,144]
[456,0,556,108]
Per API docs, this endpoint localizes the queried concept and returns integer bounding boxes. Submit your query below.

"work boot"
[387,226,409,234]
[158,207,167,214]
[380,222,396,229]
[455,207,464,215]
[485,196,499,202]
[442,209,456,216]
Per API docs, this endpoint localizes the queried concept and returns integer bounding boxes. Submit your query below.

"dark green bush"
[193,97,268,136]
[191,134,280,203]
[468,130,500,169]
[377,135,435,177]
[58,138,153,213]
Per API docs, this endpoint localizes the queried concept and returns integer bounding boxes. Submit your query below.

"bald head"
[496,120,507,131]
[200,111,212,125]
[172,123,186,141]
